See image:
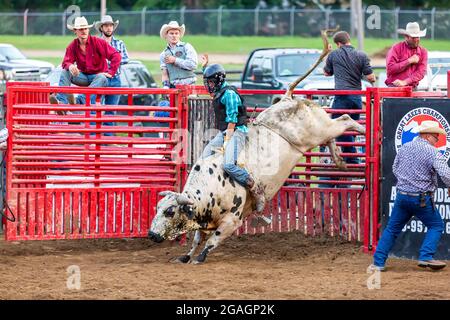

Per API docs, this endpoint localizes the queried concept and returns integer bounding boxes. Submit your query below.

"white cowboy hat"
[160,21,185,39]
[412,120,446,135]
[94,15,119,33]
[397,22,427,38]
[67,16,93,31]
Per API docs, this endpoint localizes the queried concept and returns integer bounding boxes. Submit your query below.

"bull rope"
[252,120,304,154]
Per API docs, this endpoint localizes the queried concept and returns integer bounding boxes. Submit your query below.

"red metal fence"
[4,84,187,240]
[4,83,444,252]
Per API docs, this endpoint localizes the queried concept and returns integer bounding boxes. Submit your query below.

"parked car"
[0,56,41,106]
[0,43,54,81]
[239,48,373,108]
[45,60,159,106]
[417,51,450,91]
[377,51,450,92]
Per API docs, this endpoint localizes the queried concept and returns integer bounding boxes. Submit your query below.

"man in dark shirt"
[50,16,121,105]
[324,31,376,165]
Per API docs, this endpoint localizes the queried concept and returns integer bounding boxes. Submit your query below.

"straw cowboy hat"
[94,15,120,33]
[67,16,93,30]
[397,22,427,37]
[412,120,446,135]
[160,21,185,39]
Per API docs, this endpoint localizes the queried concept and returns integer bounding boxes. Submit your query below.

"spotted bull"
[148,28,366,264]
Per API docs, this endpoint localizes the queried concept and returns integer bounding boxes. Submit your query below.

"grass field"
[1,35,450,55]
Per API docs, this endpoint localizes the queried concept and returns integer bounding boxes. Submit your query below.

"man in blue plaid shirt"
[369,120,449,272]
[95,15,129,106]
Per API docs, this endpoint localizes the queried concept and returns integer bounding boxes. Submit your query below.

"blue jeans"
[103,76,121,106]
[332,95,362,165]
[202,130,249,187]
[155,99,170,118]
[101,76,121,134]
[56,70,107,105]
[74,76,117,136]
[373,192,444,267]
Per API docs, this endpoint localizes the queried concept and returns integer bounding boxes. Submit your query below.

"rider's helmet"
[203,64,226,94]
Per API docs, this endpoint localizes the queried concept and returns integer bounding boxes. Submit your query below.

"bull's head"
[148,191,196,243]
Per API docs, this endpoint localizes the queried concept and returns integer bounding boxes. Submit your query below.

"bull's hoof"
[169,255,190,264]
[250,216,272,228]
[192,253,207,264]
[177,255,191,264]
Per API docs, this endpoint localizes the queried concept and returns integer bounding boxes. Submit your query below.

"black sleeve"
[324,52,334,75]
[360,52,373,75]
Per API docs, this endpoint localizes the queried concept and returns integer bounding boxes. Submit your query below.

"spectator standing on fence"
[369,121,447,272]
[50,16,121,106]
[159,21,198,89]
[323,30,376,166]
[152,21,199,120]
[385,22,428,89]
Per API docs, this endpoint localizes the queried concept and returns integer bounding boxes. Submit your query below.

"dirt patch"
[0,231,448,299]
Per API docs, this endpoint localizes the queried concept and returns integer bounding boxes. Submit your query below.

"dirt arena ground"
[0,231,448,300]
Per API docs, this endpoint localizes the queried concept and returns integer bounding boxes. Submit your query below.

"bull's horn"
[285,26,340,98]
[159,191,175,197]
[176,194,194,205]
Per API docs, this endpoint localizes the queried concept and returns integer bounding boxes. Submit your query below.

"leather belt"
[398,191,434,207]
[398,191,420,196]
[398,191,433,197]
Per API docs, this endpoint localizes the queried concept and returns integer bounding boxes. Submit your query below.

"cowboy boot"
[246,176,271,227]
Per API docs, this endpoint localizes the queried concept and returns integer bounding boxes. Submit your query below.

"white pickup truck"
[417,51,450,91]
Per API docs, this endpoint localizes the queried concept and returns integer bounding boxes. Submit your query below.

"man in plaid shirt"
[369,120,449,271]
[95,15,130,106]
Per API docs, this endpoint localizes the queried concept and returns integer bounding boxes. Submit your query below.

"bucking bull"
[148,28,366,264]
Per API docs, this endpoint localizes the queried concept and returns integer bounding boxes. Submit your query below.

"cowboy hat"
[94,15,119,33]
[160,21,185,39]
[412,120,446,135]
[67,16,93,31]
[397,22,427,38]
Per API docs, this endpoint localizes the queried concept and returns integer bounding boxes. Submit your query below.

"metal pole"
[290,6,295,36]
[325,7,331,30]
[62,12,66,36]
[141,6,147,35]
[254,5,259,36]
[350,0,356,37]
[431,7,435,40]
[101,0,107,19]
[23,9,29,36]
[356,0,364,51]
[180,6,185,24]
[394,7,400,40]
[218,6,223,36]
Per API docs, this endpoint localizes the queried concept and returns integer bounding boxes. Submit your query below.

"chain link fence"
[0,8,449,39]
